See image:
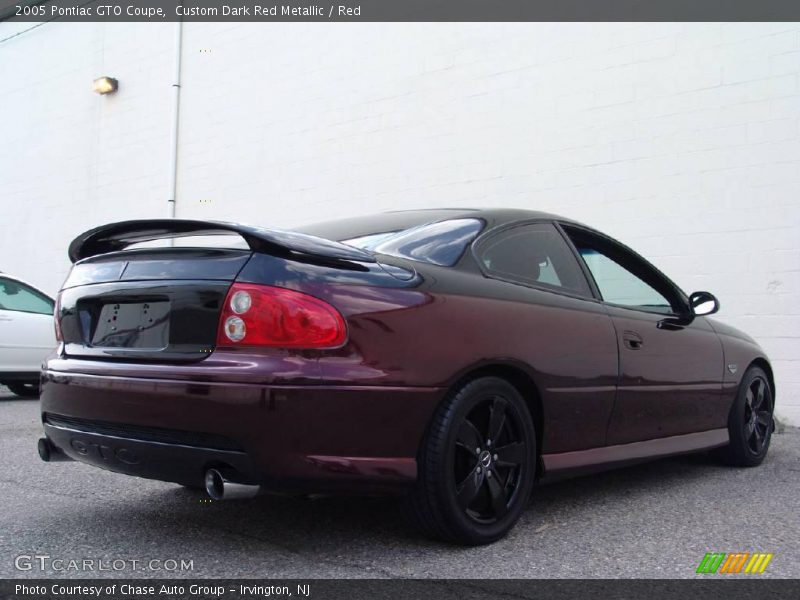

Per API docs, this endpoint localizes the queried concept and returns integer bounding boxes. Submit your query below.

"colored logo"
[696,552,773,574]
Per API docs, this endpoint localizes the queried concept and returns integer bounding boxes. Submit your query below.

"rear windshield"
[343,218,484,267]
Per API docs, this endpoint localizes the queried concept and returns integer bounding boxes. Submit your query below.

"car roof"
[296,207,579,241]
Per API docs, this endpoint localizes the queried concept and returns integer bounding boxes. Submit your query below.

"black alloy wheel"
[405,376,536,545]
[743,376,772,455]
[717,365,774,467]
[454,396,528,523]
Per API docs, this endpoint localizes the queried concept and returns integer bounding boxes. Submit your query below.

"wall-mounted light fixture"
[92,76,119,95]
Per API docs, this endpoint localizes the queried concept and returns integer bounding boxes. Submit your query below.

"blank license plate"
[91,302,170,349]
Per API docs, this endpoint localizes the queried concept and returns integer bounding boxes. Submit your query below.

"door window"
[0,278,54,315]
[564,228,682,314]
[579,249,671,310]
[476,223,592,296]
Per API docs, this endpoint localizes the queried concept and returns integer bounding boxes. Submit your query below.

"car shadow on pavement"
[136,450,732,550]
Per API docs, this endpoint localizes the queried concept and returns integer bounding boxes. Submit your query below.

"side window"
[0,278,54,315]
[565,229,679,314]
[477,223,592,296]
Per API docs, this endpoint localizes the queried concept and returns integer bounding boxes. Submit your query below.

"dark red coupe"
[39,209,775,544]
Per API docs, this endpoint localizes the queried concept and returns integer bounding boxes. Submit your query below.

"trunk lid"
[59,248,251,362]
[57,219,400,363]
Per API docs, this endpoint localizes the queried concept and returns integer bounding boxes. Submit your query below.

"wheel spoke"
[753,380,765,412]
[744,420,755,438]
[456,420,484,455]
[757,411,771,429]
[752,427,763,452]
[456,464,484,509]
[495,441,526,467]
[487,398,507,443]
[745,388,754,410]
[484,472,508,518]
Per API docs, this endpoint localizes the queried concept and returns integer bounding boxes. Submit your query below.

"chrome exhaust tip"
[204,468,260,500]
[37,437,73,462]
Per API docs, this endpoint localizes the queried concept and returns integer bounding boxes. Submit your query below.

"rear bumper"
[40,367,443,493]
[43,418,258,487]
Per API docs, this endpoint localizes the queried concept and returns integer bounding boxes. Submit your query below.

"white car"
[0,273,56,397]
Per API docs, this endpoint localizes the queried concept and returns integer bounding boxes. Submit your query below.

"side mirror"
[689,291,719,316]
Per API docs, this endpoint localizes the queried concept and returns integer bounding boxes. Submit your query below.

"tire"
[6,382,39,398]
[717,366,774,467]
[404,376,537,545]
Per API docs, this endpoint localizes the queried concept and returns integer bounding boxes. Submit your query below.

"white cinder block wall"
[1,22,798,423]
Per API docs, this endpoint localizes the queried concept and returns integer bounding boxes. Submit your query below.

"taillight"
[216,283,347,349]
[54,294,63,342]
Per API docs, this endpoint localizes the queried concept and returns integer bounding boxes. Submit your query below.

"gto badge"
[727,364,738,374]
[70,438,140,465]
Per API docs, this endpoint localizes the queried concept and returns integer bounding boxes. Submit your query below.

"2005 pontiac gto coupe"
[39,209,775,544]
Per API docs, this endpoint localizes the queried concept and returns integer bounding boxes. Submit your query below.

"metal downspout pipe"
[167,20,183,228]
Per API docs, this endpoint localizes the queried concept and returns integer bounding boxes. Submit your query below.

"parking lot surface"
[1,388,797,579]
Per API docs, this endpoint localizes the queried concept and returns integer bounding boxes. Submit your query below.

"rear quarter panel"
[304,266,619,455]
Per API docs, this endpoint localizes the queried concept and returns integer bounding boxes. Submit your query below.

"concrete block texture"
[1,22,798,422]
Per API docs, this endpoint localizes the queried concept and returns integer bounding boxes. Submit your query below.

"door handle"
[622,330,643,350]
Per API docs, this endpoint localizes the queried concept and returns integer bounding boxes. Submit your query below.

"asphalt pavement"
[1,386,798,579]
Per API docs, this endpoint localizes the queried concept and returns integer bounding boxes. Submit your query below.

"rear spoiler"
[68,219,376,264]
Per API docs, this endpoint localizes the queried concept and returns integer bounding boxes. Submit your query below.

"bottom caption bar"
[3,579,800,600]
